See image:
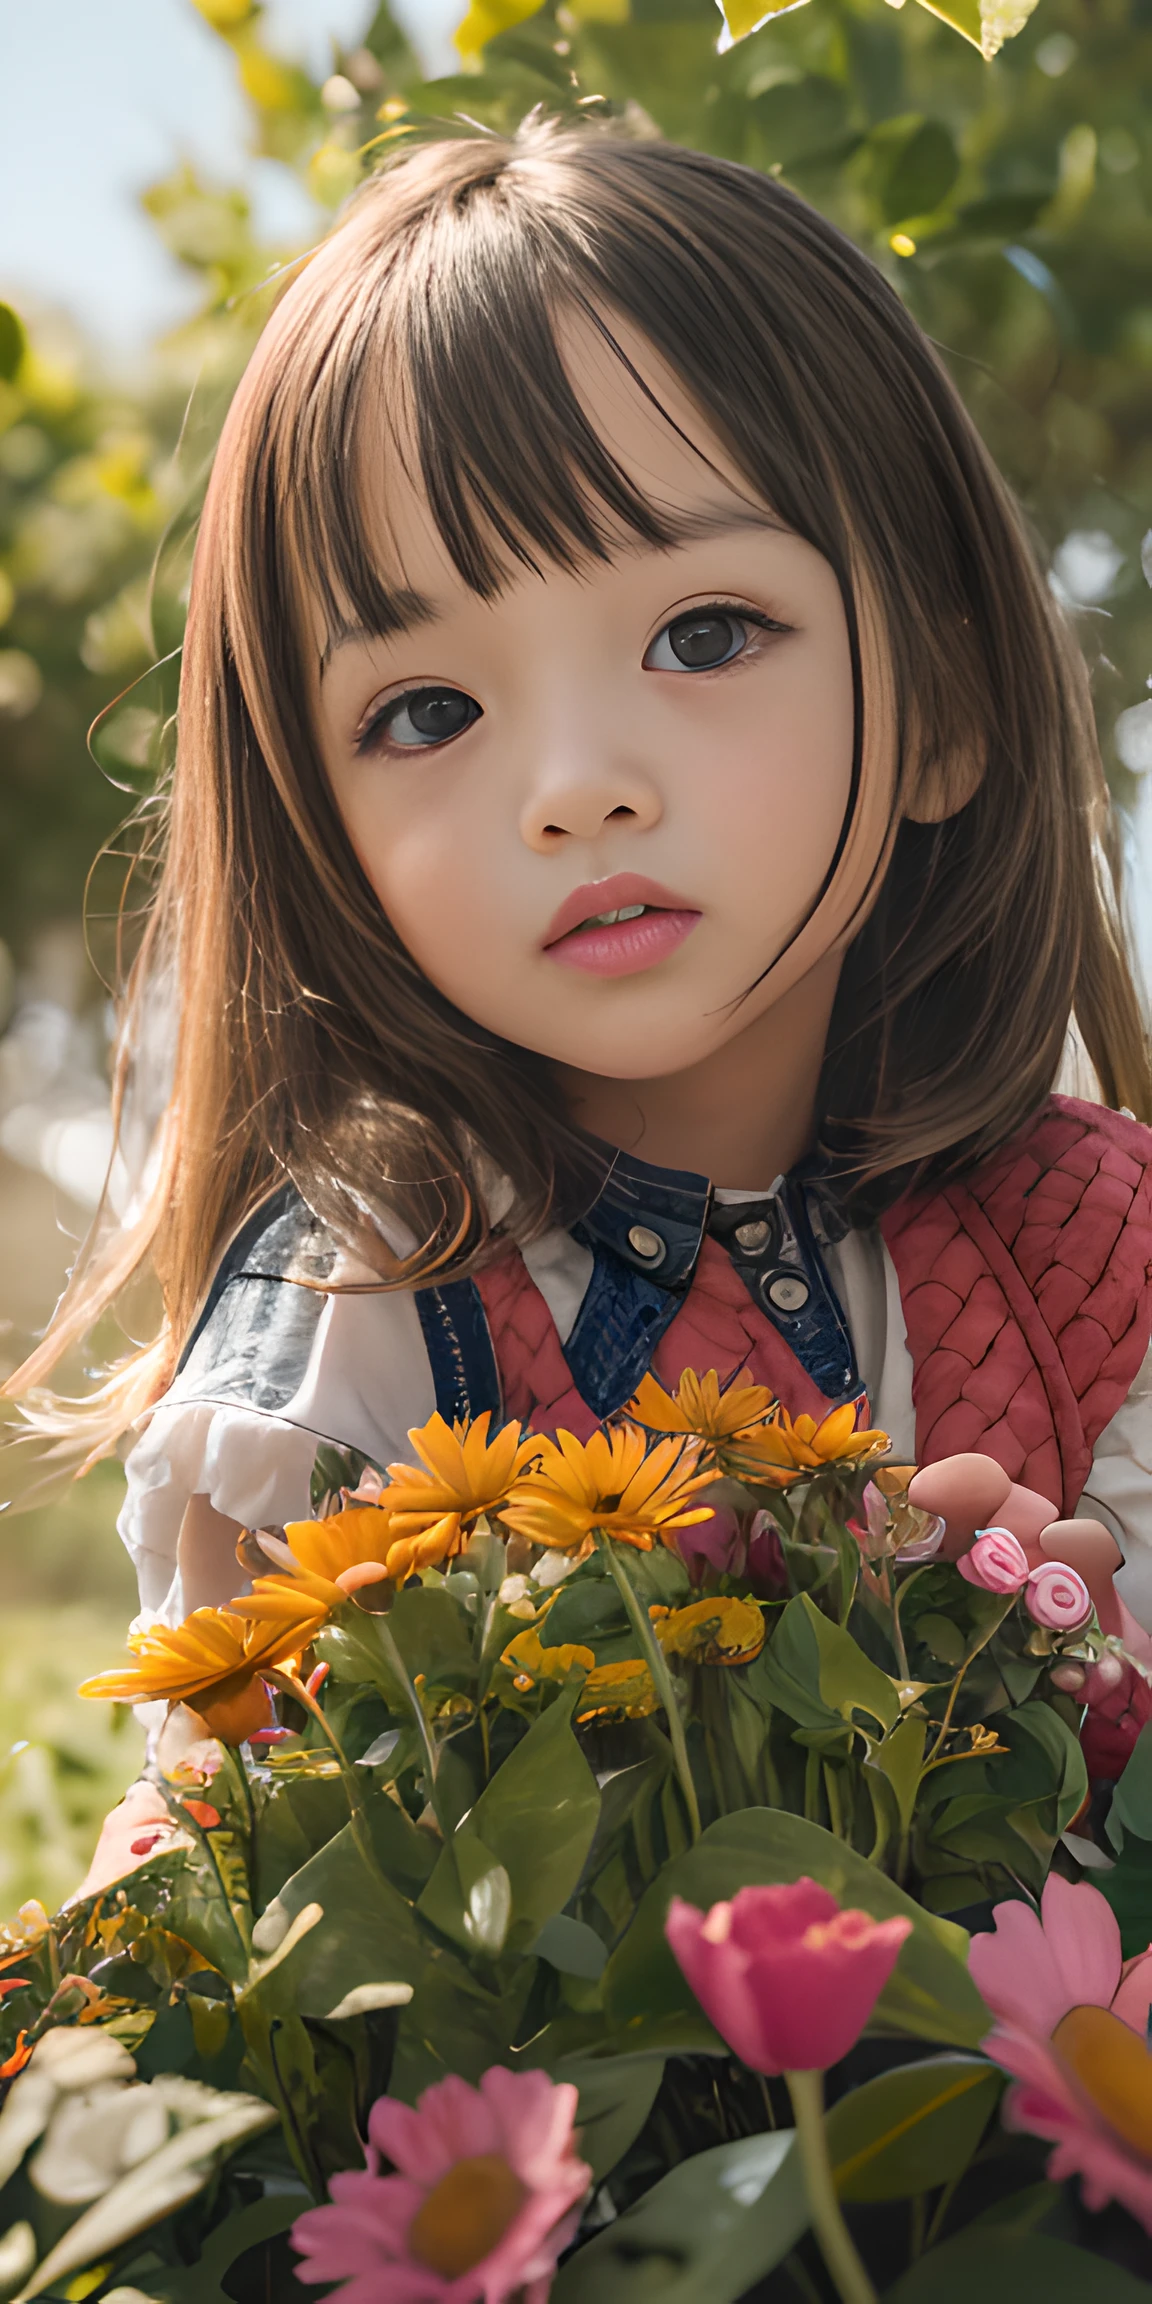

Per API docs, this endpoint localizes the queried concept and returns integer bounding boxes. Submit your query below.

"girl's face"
[312,318,880,1085]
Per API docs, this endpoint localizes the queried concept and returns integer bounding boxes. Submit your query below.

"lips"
[542,873,698,949]
[542,873,701,980]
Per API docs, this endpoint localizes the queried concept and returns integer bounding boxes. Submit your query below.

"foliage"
[0,1387,1147,2296]
[0,1603,142,1915]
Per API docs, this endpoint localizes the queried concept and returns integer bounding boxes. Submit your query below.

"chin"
[529,1023,726,1081]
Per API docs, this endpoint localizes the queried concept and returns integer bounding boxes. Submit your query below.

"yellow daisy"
[384,1411,541,1560]
[626,1367,777,1446]
[78,1596,325,1744]
[727,1402,889,1486]
[245,1504,399,1609]
[501,1423,715,1554]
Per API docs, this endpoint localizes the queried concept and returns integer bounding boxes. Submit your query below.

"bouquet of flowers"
[1,1371,1151,2302]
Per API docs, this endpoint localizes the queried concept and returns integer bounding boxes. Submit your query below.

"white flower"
[0,2026,137,2192]
[30,2082,168,2205]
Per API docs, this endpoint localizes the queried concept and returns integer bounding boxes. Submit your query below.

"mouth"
[543,874,702,980]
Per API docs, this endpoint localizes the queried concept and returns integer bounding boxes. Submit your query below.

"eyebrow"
[317,504,791,676]
[319,589,439,678]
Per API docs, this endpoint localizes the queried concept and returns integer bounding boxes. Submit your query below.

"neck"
[553,952,841,1190]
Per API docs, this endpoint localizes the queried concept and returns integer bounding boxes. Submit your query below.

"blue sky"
[0,0,461,351]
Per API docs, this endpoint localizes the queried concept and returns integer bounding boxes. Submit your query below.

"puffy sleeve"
[119,1249,437,1624]
[1080,1340,1152,1632]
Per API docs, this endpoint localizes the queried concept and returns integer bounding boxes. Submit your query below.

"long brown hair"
[9,119,1150,1458]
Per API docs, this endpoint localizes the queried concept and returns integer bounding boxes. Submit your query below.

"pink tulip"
[1026,1559,1092,1631]
[291,2067,590,2303]
[665,1878,911,2073]
[956,1526,1030,1595]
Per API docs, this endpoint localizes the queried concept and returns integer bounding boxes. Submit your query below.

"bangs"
[275,174,777,654]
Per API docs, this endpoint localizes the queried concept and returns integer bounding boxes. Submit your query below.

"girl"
[10,125,1152,1867]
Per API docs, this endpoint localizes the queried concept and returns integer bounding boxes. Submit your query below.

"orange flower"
[501,1627,595,1688]
[0,2033,30,2079]
[78,1594,326,1744]
[626,1368,777,1446]
[384,1411,541,1561]
[650,1594,766,1667]
[501,1424,715,1554]
[727,1403,889,1487]
[500,1629,658,1720]
[575,1658,660,1722]
[247,1504,400,1608]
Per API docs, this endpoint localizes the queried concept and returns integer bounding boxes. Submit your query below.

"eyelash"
[657,598,792,670]
[353,597,792,758]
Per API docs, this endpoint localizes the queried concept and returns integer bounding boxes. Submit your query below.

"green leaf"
[885,2229,1152,2301]
[867,1715,927,1836]
[603,1810,989,2053]
[916,1613,968,1668]
[419,1683,600,1956]
[451,1830,514,1958]
[1107,1719,1152,1852]
[455,0,548,62]
[532,1913,608,1978]
[872,117,961,223]
[553,2053,666,2181]
[826,2053,1003,2202]
[910,0,984,53]
[1095,1831,1152,1959]
[552,2130,809,2303]
[252,1770,351,1910]
[0,304,25,383]
[316,1586,474,1713]
[749,74,853,170]
[719,0,809,38]
[389,1955,537,2101]
[386,1585,476,1684]
[760,1596,900,1736]
[123,2193,308,2303]
[248,1818,434,2019]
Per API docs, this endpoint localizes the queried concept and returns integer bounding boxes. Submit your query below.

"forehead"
[340,307,776,617]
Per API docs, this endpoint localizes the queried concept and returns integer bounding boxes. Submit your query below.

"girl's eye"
[644,606,771,674]
[359,686,481,753]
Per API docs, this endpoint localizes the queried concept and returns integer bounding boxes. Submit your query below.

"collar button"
[766,1271,810,1313]
[627,1224,666,1265]
[734,1217,771,1252]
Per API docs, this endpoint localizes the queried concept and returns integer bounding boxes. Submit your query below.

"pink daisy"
[969,1872,1152,2231]
[291,2065,591,2303]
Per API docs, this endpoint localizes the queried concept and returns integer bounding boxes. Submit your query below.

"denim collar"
[564,1143,861,1415]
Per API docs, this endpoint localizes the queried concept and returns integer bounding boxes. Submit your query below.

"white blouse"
[119,1209,1152,1634]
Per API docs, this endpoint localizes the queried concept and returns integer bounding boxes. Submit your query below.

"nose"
[518,750,663,854]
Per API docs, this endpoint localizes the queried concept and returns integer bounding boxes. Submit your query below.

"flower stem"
[272,1670,387,1891]
[595,1530,701,1843]
[885,1560,910,1680]
[371,1614,442,1800]
[925,1599,1012,1765]
[786,2068,877,2304]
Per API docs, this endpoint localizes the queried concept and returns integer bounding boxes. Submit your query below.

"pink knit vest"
[475,1097,1152,1512]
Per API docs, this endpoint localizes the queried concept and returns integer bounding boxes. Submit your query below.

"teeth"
[585,903,647,928]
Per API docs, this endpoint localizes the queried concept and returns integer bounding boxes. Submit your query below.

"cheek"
[686,638,855,903]
[343,778,497,977]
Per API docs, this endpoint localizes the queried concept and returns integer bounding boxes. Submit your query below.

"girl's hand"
[71,1779,186,1903]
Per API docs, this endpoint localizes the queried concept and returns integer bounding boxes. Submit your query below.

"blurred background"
[0,0,1150,1907]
